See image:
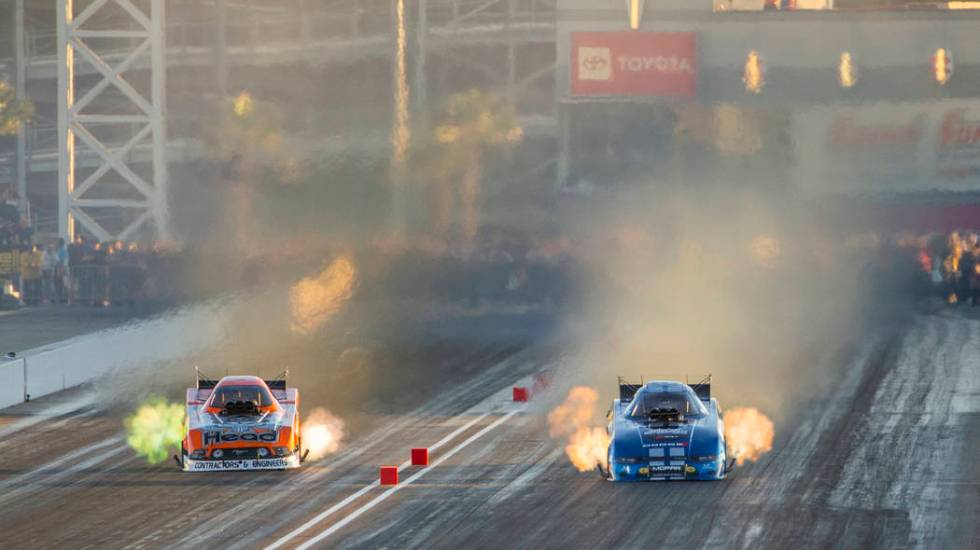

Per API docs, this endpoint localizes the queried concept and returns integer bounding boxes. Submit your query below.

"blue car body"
[606,379,728,481]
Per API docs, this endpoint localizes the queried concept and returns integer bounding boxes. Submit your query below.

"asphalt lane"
[0,312,976,549]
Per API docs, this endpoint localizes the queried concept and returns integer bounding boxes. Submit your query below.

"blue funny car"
[604,377,733,481]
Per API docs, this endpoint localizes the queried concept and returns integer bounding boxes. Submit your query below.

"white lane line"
[293,409,520,550]
[0,435,127,505]
[0,436,122,486]
[264,412,492,550]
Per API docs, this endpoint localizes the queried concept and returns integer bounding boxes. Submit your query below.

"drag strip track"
[0,313,977,549]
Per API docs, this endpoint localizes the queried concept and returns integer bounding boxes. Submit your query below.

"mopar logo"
[649,465,683,473]
[203,431,278,445]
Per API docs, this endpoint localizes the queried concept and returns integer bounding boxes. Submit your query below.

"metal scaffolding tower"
[56,0,169,242]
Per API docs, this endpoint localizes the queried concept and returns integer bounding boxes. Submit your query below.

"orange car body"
[179,375,303,471]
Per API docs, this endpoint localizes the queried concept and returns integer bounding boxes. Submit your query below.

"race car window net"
[627,389,706,421]
[209,385,276,410]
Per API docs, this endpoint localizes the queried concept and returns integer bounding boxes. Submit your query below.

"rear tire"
[600,449,613,481]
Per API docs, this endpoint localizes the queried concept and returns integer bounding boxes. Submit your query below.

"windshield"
[209,385,275,408]
[627,389,706,420]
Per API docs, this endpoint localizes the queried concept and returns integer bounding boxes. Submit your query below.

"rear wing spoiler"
[618,376,643,401]
[689,375,711,401]
[617,374,713,402]
[196,367,219,390]
[194,367,288,391]
[264,375,287,391]
[190,368,292,403]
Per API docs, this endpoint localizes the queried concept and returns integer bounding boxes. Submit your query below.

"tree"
[204,91,283,162]
[428,89,522,242]
[203,91,286,250]
[0,80,34,136]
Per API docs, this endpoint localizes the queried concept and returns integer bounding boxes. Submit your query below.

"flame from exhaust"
[548,386,611,472]
[302,407,346,461]
[724,406,775,466]
[124,397,184,465]
[289,256,357,336]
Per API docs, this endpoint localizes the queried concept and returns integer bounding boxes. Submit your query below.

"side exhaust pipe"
[726,458,736,474]
[173,454,182,469]
[301,449,310,463]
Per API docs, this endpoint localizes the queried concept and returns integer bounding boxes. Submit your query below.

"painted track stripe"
[293,409,520,550]
[264,411,491,550]
[0,435,122,488]
[0,436,127,505]
[0,394,98,440]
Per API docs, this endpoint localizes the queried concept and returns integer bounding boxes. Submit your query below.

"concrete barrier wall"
[0,358,25,409]
[1,301,229,410]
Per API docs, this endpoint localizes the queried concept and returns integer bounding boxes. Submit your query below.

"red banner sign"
[571,32,697,97]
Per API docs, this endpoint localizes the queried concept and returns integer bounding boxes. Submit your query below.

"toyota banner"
[571,32,698,98]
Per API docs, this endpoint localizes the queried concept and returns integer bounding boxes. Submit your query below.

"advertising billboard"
[793,101,980,195]
[570,32,698,98]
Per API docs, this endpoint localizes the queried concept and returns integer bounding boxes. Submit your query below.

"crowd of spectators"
[1,189,181,310]
[856,229,980,307]
[930,231,980,306]
[1,235,177,309]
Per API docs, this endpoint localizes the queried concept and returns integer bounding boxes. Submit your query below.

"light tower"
[56,0,169,242]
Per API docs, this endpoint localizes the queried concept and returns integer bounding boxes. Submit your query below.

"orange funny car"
[177,372,307,471]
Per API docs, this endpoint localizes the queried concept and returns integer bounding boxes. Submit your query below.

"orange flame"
[289,256,357,336]
[302,407,346,461]
[548,386,611,472]
[743,50,765,94]
[724,406,775,466]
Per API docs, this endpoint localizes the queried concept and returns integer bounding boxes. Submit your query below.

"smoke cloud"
[555,178,873,439]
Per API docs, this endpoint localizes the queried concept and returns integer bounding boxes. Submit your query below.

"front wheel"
[599,449,613,480]
[174,445,187,470]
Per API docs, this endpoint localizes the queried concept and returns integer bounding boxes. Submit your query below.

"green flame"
[124,397,184,465]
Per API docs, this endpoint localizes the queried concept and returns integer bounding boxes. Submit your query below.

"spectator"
[20,244,43,305]
[14,218,32,252]
[90,242,108,305]
[56,238,68,303]
[42,243,58,303]
[961,246,978,306]
[68,235,88,304]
